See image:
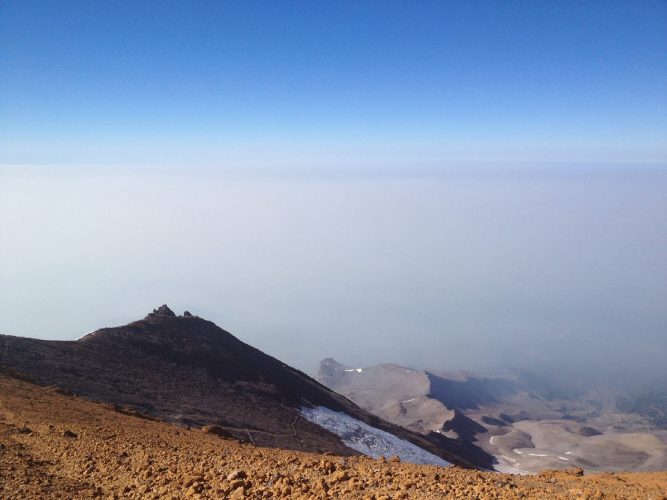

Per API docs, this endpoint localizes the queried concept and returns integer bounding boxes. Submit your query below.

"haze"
[1,165,665,387]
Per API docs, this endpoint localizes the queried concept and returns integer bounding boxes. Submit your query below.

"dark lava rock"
[145,304,176,319]
[202,425,234,439]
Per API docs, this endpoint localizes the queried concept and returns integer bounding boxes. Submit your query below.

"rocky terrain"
[0,306,488,468]
[318,359,667,474]
[2,369,667,499]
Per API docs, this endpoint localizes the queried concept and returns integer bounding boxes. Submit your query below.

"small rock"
[319,459,336,473]
[389,455,401,463]
[229,479,245,490]
[565,467,585,477]
[185,485,200,497]
[426,472,440,481]
[331,470,349,483]
[227,470,247,481]
[62,430,78,439]
[201,425,234,439]
[229,486,245,499]
[183,475,204,487]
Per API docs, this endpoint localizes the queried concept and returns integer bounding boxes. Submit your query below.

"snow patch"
[402,398,416,404]
[494,462,527,474]
[494,456,530,475]
[300,406,450,466]
[343,368,363,373]
[557,456,569,461]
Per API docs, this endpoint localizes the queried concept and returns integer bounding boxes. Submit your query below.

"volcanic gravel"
[1,373,666,499]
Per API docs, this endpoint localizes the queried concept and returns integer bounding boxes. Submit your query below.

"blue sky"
[1,1,666,167]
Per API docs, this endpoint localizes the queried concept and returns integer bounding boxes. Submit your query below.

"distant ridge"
[316,358,523,469]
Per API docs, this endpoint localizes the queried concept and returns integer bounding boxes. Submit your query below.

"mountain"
[316,358,519,468]
[317,359,667,474]
[316,358,533,437]
[0,305,491,468]
[5,367,666,499]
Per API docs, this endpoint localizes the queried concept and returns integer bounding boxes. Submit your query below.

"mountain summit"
[0,306,491,468]
[145,304,176,319]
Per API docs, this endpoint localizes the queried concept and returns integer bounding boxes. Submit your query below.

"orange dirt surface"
[1,373,666,499]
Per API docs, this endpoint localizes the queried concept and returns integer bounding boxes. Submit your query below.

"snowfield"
[300,406,450,466]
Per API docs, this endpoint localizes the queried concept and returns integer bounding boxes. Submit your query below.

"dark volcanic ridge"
[0,305,492,469]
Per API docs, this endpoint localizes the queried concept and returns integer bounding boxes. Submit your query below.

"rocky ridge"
[2,370,666,499]
[0,307,489,468]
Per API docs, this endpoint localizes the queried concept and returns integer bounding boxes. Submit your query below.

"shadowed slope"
[0,306,489,468]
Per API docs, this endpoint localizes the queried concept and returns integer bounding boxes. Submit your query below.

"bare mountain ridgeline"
[0,305,492,469]
[2,304,666,480]
[317,359,667,474]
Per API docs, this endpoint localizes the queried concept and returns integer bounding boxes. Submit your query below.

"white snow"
[489,436,497,445]
[513,449,524,455]
[402,398,416,403]
[343,368,363,373]
[557,456,569,461]
[300,406,450,466]
[494,456,530,475]
[527,453,549,457]
[565,451,573,455]
[494,462,528,474]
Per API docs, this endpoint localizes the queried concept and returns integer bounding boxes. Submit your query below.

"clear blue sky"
[1,1,666,166]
